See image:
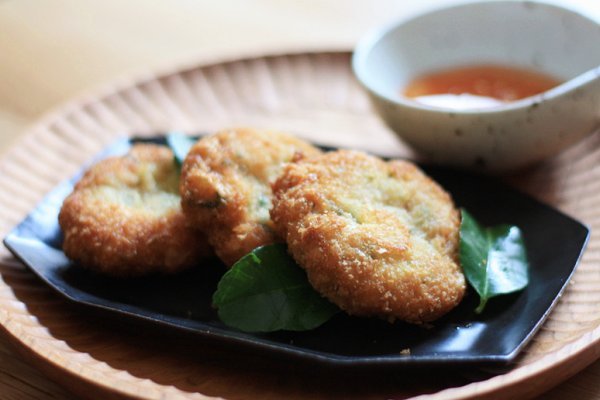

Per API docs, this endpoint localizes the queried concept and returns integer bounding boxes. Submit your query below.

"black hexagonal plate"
[4,135,589,367]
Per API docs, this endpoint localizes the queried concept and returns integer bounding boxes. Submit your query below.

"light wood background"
[0,0,599,398]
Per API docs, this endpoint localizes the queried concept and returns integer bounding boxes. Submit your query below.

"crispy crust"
[271,150,465,323]
[59,144,212,276]
[180,128,322,266]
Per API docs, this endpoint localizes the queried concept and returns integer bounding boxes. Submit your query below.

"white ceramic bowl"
[353,1,600,172]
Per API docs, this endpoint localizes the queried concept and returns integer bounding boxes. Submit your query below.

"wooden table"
[0,1,598,398]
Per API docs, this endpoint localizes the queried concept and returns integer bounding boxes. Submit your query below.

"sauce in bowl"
[403,64,561,110]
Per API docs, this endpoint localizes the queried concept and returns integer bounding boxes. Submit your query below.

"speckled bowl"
[352,1,600,173]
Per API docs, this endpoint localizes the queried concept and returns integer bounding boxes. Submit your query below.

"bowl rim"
[351,0,600,115]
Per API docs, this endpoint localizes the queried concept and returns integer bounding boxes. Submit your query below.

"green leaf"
[212,244,340,332]
[460,209,529,313]
[166,132,196,167]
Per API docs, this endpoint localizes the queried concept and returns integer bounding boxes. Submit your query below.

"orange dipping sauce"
[403,64,561,109]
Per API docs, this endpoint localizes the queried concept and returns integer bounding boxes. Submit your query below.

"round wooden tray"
[0,52,598,399]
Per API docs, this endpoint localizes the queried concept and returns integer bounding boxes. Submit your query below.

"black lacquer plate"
[3,136,590,367]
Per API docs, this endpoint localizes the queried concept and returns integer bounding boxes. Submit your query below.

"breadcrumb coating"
[59,144,212,276]
[180,128,322,266]
[271,150,465,323]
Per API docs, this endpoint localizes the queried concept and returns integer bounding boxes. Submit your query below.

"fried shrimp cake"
[59,144,212,277]
[271,150,466,323]
[180,128,322,266]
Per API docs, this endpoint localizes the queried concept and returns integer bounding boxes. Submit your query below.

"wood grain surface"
[0,1,599,399]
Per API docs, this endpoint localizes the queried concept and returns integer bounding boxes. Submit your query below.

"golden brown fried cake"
[271,150,465,323]
[59,144,212,277]
[180,128,322,266]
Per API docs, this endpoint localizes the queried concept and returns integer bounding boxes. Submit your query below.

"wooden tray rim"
[0,49,597,400]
